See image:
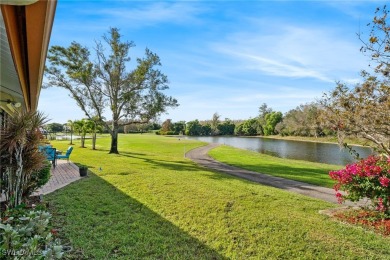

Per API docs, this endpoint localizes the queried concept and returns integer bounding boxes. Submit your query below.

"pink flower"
[335,192,343,204]
[329,155,390,212]
[377,198,385,212]
[379,176,390,187]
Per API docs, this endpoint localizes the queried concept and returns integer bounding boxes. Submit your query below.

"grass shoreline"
[260,135,372,147]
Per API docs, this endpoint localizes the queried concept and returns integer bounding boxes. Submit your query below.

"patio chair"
[42,147,56,168]
[57,146,73,163]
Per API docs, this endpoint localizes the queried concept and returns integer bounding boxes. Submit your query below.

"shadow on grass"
[96,147,149,157]
[118,151,204,173]
[46,173,226,259]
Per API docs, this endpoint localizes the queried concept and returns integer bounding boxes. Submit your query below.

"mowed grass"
[46,134,390,259]
[209,145,340,188]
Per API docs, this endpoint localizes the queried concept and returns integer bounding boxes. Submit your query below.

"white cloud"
[78,2,207,28]
[211,22,367,83]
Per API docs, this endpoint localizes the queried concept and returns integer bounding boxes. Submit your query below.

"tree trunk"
[92,132,96,150]
[109,131,119,154]
[81,135,85,148]
[109,120,119,154]
[70,131,73,145]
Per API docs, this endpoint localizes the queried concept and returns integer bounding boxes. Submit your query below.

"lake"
[185,136,373,165]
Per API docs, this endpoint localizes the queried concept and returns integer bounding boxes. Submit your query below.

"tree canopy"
[45,28,178,153]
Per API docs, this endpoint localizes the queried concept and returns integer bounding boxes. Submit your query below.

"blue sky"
[38,0,385,124]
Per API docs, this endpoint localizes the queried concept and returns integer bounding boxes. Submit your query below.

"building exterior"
[0,0,56,124]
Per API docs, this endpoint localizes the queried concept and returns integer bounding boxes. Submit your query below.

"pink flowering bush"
[329,155,390,213]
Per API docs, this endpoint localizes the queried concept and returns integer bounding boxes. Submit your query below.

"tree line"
[158,102,323,137]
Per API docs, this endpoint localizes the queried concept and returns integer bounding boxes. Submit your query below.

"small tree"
[66,120,74,145]
[90,117,103,150]
[237,118,258,136]
[173,121,186,135]
[45,28,178,154]
[0,111,48,208]
[217,118,236,135]
[185,120,202,136]
[276,103,324,137]
[161,119,174,133]
[73,119,93,148]
[321,80,389,155]
[211,112,220,136]
[263,111,283,136]
[45,122,63,133]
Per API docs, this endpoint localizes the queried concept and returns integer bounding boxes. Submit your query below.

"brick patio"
[33,160,81,196]
[1,160,81,202]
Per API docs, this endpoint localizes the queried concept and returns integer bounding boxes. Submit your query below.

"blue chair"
[57,146,73,163]
[38,144,51,152]
[42,147,56,168]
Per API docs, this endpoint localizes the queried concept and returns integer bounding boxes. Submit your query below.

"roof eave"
[1,0,57,112]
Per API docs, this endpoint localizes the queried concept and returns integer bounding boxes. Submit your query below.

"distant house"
[0,0,56,126]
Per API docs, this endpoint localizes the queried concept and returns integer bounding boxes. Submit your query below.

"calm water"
[186,136,373,165]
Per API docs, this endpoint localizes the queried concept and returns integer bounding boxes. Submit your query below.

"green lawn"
[47,134,390,259]
[209,145,341,188]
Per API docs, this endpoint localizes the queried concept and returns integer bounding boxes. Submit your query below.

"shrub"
[23,161,51,198]
[0,111,48,208]
[158,131,177,135]
[0,208,64,259]
[329,155,390,214]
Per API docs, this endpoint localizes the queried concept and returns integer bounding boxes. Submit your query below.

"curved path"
[186,143,365,205]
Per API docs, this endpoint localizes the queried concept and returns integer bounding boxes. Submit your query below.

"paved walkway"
[33,160,81,196]
[186,143,366,206]
[1,160,81,202]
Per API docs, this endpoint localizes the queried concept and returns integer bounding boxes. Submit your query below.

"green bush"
[23,161,51,199]
[36,162,51,188]
[156,131,178,135]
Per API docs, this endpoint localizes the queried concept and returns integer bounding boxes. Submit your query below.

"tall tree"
[45,28,178,154]
[320,5,390,155]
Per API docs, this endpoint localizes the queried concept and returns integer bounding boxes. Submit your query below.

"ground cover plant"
[46,134,390,259]
[0,206,64,259]
[209,145,339,188]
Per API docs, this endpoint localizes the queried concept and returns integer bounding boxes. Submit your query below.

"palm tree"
[73,119,93,148]
[90,117,104,150]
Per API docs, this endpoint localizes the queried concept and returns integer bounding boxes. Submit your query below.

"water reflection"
[186,136,373,166]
